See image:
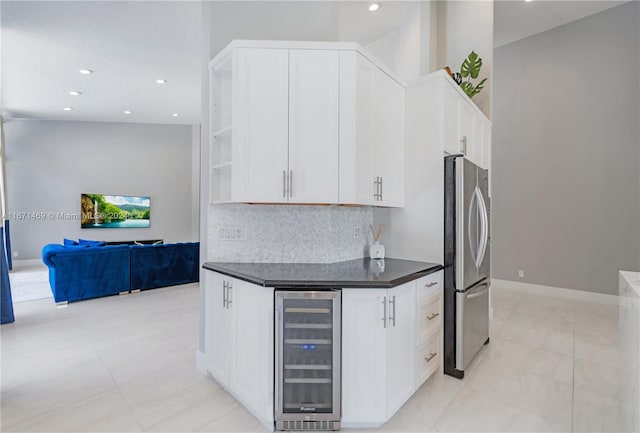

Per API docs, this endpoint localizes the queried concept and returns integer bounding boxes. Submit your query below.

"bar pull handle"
[380,176,383,201]
[226,282,233,307]
[381,296,387,328]
[461,136,467,155]
[282,170,287,198]
[289,170,293,198]
[373,177,378,200]
[426,312,440,321]
[424,281,438,288]
[389,295,396,327]
[222,281,228,308]
[425,352,437,362]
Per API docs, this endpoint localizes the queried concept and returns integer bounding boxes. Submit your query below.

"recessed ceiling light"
[172,113,179,117]
[69,91,82,96]
[63,107,73,111]
[369,3,380,11]
[123,110,132,114]
[156,79,167,84]
[525,0,533,2]
[79,69,93,75]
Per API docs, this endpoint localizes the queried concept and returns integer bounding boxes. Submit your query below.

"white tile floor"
[0,281,633,432]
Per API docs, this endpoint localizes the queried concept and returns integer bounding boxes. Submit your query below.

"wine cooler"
[275,290,341,431]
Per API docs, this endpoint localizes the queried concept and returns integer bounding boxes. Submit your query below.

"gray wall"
[492,2,640,294]
[5,119,197,260]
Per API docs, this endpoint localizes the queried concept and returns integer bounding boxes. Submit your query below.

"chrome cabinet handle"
[381,296,387,328]
[426,312,439,320]
[373,176,384,201]
[289,170,293,198]
[282,170,287,198]
[461,136,467,155]
[425,352,437,362]
[424,281,438,288]
[373,177,379,200]
[222,281,228,308]
[389,295,396,327]
[226,282,232,307]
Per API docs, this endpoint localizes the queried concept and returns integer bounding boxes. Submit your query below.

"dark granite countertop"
[202,258,442,289]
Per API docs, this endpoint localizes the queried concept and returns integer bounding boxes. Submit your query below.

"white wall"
[492,2,640,295]
[364,1,435,82]
[4,119,196,259]
[436,0,493,118]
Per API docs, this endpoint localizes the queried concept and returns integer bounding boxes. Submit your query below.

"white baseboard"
[492,279,619,304]
[11,259,45,268]
[196,349,207,374]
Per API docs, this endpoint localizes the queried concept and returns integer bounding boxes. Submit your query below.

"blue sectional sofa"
[42,244,131,303]
[130,243,199,291]
[42,241,199,304]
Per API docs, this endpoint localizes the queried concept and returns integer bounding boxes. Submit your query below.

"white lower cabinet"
[205,270,442,429]
[205,272,231,386]
[415,272,443,390]
[341,281,416,426]
[204,272,274,427]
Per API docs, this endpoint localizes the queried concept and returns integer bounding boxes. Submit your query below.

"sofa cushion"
[63,238,78,246]
[79,239,106,247]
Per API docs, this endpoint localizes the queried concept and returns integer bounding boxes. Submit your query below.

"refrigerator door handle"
[476,188,489,268]
[467,283,489,299]
[468,187,479,267]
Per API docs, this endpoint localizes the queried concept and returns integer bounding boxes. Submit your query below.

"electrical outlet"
[217,226,244,241]
[12,251,18,258]
[518,270,524,279]
[353,226,361,239]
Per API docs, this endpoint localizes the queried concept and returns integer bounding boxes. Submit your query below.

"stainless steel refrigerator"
[444,155,490,379]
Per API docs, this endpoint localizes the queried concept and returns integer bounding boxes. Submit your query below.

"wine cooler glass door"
[275,291,341,424]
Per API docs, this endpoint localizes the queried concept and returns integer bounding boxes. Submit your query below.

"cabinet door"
[354,54,377,205]
[442,83,460,155]
[234,48,289,202]
[341,289,387,423]
[288,50,340,203]
[458,100,475,161]
[372,69,405,207]
[229,279,274,423]
[386,282,416,415]
[205,272,231,386]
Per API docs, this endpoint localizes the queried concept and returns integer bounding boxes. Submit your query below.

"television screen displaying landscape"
[81,194,150,229]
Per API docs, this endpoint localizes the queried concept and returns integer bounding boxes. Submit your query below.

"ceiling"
[1,1,203,125]
[1,1,629,125]
[494,0,628,47]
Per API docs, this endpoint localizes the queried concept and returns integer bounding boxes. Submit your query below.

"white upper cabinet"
[339,51,405,207]
[210,44,342,204]
[234,48,339,204]
[234,48,290,203]
[288,50,340,203]
[439,73,491,170]
[209,41,405,206]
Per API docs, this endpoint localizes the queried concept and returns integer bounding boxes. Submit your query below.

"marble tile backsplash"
[207,204,373,263]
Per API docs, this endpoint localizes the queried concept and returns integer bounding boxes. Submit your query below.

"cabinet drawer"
[415,334,440,387]
[416,272,441,300]
[416,292,442,345]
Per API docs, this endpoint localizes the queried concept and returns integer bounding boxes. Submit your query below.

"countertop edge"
[202,262,443,289]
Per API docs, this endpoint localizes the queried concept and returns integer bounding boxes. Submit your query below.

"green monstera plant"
[452,51,487,98]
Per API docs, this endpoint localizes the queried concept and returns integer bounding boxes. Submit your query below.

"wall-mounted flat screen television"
[81,194,150,229]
